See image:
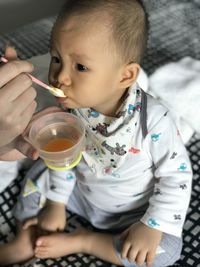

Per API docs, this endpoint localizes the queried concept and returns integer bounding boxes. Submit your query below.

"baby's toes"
[36,236,51,247]
[35,248,49,259]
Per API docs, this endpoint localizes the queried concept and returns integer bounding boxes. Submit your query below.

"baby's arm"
[141,109,192,236]
[120,221,162,266]
[120,104,192,266]
[23,169,76,233]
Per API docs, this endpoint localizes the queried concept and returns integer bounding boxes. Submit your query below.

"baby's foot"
[0,232,35,265]
[35,228,90,259]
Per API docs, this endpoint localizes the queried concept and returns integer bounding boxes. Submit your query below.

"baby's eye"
[51,56,60,63]
[75,63,88,72]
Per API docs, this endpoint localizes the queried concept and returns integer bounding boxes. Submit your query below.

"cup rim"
[29,112,85,155]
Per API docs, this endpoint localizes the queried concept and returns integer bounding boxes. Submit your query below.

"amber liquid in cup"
[29,112,85,168]
[43,138,74,152]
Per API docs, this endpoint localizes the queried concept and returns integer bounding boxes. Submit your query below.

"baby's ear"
[119,63,140,89]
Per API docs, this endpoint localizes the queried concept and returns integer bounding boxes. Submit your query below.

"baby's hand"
[120,222,162,266]
[23,200,66,233]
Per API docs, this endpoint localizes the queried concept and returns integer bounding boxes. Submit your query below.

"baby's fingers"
[146,250,156,267]
[121,241,131,259]
[135,250,148,266]
[126,246,139,263]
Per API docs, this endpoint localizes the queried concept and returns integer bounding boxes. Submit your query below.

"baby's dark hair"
[56,0,148,64]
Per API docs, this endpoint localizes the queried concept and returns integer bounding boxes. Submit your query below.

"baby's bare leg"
[35,228,122,265]
[0,224,36,266]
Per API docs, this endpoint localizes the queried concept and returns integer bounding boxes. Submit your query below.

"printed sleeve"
[140,111,193,237]
[45,169,76,204]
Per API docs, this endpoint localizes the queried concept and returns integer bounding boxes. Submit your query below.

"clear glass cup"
[29,112,85,170]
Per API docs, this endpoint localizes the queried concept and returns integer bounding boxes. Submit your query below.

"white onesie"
[44,82,192,237]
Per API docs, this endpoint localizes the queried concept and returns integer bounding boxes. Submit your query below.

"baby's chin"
[61,102,79,110]
[57,97,88,110]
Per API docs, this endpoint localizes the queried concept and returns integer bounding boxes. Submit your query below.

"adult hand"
[0,47,62,159]
[0,46,37,152]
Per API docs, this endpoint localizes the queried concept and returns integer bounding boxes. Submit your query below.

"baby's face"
[49,16,124,116]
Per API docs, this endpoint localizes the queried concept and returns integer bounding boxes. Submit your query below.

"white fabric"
[0,161,19,193]
[0,159,33,193]
[148,57,200,144]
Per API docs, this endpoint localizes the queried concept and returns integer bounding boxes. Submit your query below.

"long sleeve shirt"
[46,85,192,237]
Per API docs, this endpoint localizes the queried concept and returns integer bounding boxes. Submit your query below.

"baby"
[0,0,192,266]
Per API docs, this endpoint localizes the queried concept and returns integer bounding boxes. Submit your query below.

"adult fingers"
[1,73,34,101]
[4,46,18,60]
[12,86,37,116]
[7,99,37,138]
[0,60,34,88]
[20,100,37,133]
[19,94,37,119]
